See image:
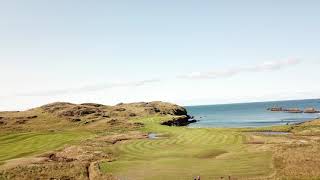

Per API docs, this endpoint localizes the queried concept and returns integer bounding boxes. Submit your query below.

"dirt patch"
[97,131,147,144]
[195,150,228,159]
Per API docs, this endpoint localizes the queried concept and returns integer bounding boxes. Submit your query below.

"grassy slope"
[0,131,92,162]
[101,116,273,179]
[0,110,96,163]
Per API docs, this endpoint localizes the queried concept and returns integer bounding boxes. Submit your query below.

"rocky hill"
[0,101,194,180]
[0,101,194,133]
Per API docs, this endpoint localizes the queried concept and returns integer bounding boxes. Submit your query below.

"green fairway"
[101,116,273,179]
[0,131,91,162]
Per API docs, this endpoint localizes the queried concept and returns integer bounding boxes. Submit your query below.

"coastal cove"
[186,99,320,128]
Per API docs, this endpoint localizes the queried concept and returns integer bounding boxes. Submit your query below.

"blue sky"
[0,0,320,110]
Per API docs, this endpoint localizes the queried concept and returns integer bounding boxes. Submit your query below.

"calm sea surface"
[185,99,320,128]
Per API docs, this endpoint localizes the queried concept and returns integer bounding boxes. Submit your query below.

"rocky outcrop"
[0,115,38,126]
[161,115,196,126]
[304,108,320,113]
[284,108,303,113]
[113,101,188,116]
[41,102,105,118]
[267,107,283,112]
[40,101,193,126]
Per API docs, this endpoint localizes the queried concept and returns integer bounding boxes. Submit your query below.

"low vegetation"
[0,102,320,179]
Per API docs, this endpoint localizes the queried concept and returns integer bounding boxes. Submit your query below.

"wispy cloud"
[14,59,302,97]
[17,78,161,97]
[179,59,301,79]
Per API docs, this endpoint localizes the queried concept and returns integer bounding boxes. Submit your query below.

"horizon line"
[184,98,320,107]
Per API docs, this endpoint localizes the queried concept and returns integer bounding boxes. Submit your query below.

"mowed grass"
[101,116,273,179]
[0,131,92,162]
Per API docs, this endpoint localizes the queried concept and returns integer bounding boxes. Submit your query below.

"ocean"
[185,99,320,128]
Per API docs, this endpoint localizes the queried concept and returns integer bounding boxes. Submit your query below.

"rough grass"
[273,143,320,179]
[100,116,273,179]
[239,125,294,133]
[0,131,92,162]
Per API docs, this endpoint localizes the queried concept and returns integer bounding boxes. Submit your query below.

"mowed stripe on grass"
[0,131,91,162]
[101,116,273,179]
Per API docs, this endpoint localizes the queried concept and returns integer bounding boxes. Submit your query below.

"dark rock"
[268,107,283,111]
[114,108,126,112]
[27,115,38,119]
[80,103,105,107]
[107,119,119,125]
[129,113,136,117]
[71,118,81,122]
[15,119,28,124]
[79,109,96,116]
[133,122,144,127]
[161,115,195,126]
[60,107,98,117]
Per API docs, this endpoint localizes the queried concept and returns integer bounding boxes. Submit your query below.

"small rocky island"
[267,107,320,113]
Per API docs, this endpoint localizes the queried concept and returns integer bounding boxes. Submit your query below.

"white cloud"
[16,78,161,97]
[10,59,303,97]
[179,59,301,79]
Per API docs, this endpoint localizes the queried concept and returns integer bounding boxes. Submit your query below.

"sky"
[0,0,320,110]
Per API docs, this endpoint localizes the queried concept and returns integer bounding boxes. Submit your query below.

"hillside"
[0,101,194,180]
[0,101,192,133]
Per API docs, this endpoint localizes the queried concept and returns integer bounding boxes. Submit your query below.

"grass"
[100,116,274,179]
[240,125,294,132]
[2,112,318,179]
[0,131,92,162]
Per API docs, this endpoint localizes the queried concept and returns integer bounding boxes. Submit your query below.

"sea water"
[185,99,320,128]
